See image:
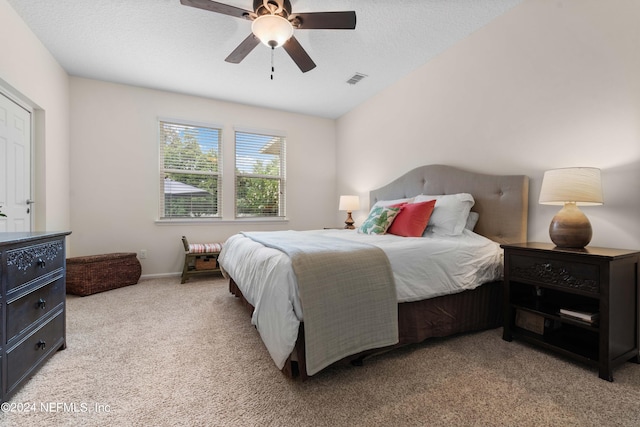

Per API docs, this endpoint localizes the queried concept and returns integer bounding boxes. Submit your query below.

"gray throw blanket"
[242,231,398,375]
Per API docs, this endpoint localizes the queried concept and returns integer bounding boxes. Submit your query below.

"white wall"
[0,0,70,233]
[336,0,640,251]
[5,0,638,278]
[69,77,336,276]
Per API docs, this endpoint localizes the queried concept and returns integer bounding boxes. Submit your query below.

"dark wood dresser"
[1,231,71,403]
[502,242,640,381]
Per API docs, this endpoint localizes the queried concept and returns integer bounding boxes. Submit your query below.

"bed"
[219,164,529,379]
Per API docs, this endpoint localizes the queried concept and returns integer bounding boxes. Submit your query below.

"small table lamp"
[339,195,360,229]
[539,167,603,248]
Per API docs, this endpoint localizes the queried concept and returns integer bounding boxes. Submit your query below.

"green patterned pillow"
[357,206,402,235]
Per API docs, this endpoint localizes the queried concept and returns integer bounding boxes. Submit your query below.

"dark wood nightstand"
[501,242,640,381]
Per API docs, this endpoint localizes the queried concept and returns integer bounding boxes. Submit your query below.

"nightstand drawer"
[6,277,65,341]
[509,254,599,294]
[5,239,65,291]
[6,311,65,392]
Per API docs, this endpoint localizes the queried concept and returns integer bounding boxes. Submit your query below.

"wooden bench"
[181,236,223,283]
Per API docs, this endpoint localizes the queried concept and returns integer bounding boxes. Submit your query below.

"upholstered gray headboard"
[369,165,529,244]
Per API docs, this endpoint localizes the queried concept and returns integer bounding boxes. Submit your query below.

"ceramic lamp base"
[344,211,355,229]
[549,202,592,248]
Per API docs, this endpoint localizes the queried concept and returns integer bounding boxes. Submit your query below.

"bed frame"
[229,164,529,379]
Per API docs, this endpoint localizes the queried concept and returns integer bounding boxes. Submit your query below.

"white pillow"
[371,197,415,209]
[465,212,480,231]
[413,193,475,236]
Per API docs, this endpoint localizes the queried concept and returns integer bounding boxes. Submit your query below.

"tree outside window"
[159,121,221,219]
[235,131,286,218]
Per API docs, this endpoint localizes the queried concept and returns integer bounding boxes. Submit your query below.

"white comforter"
[218,228,503,371]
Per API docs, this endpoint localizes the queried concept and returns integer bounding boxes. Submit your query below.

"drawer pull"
[37,259,47,268]
[36,340,47,350]
[37,298,47,310]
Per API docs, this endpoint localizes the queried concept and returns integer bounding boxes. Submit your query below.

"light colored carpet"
[3,276,640,426]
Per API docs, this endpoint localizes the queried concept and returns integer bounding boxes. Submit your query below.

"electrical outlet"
[139,249,147,259]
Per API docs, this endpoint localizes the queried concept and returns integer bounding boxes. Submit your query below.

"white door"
[0,92,31,232]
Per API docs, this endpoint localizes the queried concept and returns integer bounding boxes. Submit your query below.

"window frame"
[158,118,223,221]
[234,128,287,219]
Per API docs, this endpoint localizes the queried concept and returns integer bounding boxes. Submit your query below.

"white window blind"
[159,120,221,219]
[235,131,286,218]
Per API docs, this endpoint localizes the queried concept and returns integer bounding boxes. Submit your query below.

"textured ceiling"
[7,0,523,119]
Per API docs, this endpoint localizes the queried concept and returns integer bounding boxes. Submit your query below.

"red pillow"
[387,200,436,237]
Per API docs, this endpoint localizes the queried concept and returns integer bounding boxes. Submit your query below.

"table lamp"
[538,167,603,248]
[339,195,360,229]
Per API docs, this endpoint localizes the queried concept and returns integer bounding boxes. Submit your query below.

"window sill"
[155,218,289,225]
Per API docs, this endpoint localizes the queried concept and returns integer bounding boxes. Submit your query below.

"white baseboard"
[140,272,181,280]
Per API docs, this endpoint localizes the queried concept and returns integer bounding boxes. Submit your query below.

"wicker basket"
[195,256,218,271]
[66,252,141,296]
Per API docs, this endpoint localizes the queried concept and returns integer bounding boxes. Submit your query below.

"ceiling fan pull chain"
[271,46,275,80]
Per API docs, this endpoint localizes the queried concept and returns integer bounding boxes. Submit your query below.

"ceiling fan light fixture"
[251,14,293,48]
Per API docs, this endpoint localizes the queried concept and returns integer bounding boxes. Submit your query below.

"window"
[235,131,286,218]
[159,120,221,219]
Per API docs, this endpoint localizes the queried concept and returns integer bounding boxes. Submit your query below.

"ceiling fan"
[180,0,357,73]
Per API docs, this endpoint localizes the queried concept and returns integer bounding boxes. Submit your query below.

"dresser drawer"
[6,239,65,291]
[509,254,599,294]
[6,312,65,391]
[6,277,65,341]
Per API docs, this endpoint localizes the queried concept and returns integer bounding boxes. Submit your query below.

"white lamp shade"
[339,195,360,211]
[539,167,604,206]
[251,14,293,48]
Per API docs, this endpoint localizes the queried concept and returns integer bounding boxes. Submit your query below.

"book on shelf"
[559,308,599,323]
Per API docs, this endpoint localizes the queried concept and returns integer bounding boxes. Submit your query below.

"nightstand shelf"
[514,326,599,363]
[502,242,640,381]
[511,303,599,332]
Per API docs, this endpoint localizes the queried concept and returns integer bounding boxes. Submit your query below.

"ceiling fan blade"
[283,36,316,73]
[225,33,260,64]
[180,0,252,19]
[292,11,356,30]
